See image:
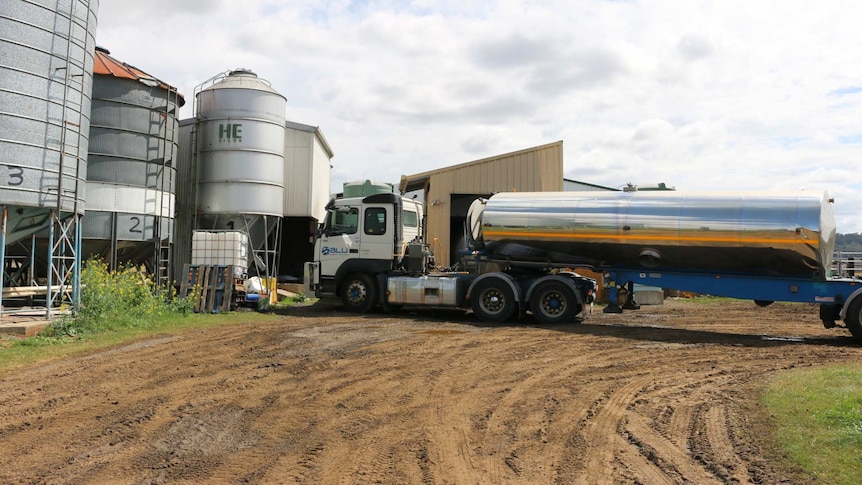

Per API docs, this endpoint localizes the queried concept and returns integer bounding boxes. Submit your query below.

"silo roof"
[205,69,284,97]
[93,47,185,106]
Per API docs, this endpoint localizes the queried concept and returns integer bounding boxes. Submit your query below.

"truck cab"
[305,192,424,309]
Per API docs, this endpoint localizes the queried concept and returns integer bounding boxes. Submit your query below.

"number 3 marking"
[7,166,23,186]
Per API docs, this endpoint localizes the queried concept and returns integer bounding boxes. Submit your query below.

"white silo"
[193,69,286,277]
[0,0,98,317]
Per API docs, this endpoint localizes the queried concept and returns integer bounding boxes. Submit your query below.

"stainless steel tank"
[196,69,286,216]
[472,191,836,278]
[0,0,98,244]
[82,47,184,256]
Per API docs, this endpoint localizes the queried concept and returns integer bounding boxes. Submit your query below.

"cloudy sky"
[96,0,862,233]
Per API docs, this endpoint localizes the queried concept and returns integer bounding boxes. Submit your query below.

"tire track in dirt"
[616,436,676,485]
[702,404,752,484]
[424,332,514,483]
[1,300,859,484]
[577,372,660,484]
[473,345,635,483]
[423,335,638,483]
[625,411,720,484]
[567,339,816,484]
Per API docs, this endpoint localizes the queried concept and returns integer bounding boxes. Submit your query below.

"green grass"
[0,258,280,372]
[271,292,318,309]
[0,311,276,372]
[674,295,736,304]
[763,364,862,484]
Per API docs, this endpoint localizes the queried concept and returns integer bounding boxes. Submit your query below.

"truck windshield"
[327,208,358,236]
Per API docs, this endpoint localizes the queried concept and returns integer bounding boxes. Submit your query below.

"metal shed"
[279,120,334,281]
[400,141,563,267]
[283,120,333,220]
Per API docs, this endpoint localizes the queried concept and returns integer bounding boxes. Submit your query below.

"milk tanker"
[472,190,835,278]
[305,189,862,341]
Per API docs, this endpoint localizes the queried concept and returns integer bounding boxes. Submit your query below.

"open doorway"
[449,193,490,265]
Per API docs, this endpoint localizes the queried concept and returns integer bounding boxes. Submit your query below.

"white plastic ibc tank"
[191,230,249,276]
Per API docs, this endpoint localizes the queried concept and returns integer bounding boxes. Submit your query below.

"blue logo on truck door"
[322,246,349,256]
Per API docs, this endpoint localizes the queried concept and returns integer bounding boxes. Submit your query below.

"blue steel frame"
[604,268,862,309]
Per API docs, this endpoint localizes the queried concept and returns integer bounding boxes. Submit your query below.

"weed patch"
[42,259,194,338]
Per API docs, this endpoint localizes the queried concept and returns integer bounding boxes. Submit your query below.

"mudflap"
[820,303,841,329]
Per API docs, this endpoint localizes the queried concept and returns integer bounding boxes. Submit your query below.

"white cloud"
[94,0,862,232]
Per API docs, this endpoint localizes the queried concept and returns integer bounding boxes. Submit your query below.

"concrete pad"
[0,320,51,337]
[635,290,665,305]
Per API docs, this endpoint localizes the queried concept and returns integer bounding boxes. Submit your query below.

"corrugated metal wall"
[283,127,312,217]
[283,122,332,220]
[309,136,331,221]
[408,141,564,266]
[171,119,196,279]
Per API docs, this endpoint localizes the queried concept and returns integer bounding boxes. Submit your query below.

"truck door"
[318,206,359,277]
[360,205,394,261]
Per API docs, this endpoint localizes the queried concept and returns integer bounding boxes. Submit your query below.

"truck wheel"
[531,280,578,325]
[471,278,515,323]
[846,297,862,341]
[341,273,377,313]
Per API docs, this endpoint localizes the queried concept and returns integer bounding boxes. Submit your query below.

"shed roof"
[563,178,619,191]
[400,141,563,193]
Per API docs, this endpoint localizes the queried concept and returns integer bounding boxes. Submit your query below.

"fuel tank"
[469,191,836,279]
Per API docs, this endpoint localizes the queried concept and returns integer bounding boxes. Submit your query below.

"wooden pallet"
[179,264,235,313]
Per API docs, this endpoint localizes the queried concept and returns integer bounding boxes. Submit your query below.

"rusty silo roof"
[93,46,185,105]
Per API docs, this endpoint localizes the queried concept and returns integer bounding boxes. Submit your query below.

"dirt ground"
[1,298,860,484]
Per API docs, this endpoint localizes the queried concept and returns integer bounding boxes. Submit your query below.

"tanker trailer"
[469,190,836,279]
[470,190,862,340]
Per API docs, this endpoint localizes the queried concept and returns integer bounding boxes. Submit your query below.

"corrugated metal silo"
[0,0,98,316]
[193,69,286,277]
[0,0,97,241]
[196,69,286,215]
[81,47,185,283]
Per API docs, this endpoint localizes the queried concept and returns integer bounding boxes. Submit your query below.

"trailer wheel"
[341,273,377,313]
[471,278,515,323]
[531,280,579,325]
[846,297,862,341]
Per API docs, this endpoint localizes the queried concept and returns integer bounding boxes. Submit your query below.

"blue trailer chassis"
[603,268,862,337]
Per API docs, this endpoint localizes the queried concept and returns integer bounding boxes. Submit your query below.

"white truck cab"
[305,192,424,310]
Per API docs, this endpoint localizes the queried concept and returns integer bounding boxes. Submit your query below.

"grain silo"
[0,0,98,317]
[193,69,286,278]
[81,47,184,285]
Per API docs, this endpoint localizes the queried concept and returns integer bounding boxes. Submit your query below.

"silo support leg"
[1,206,7,321]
